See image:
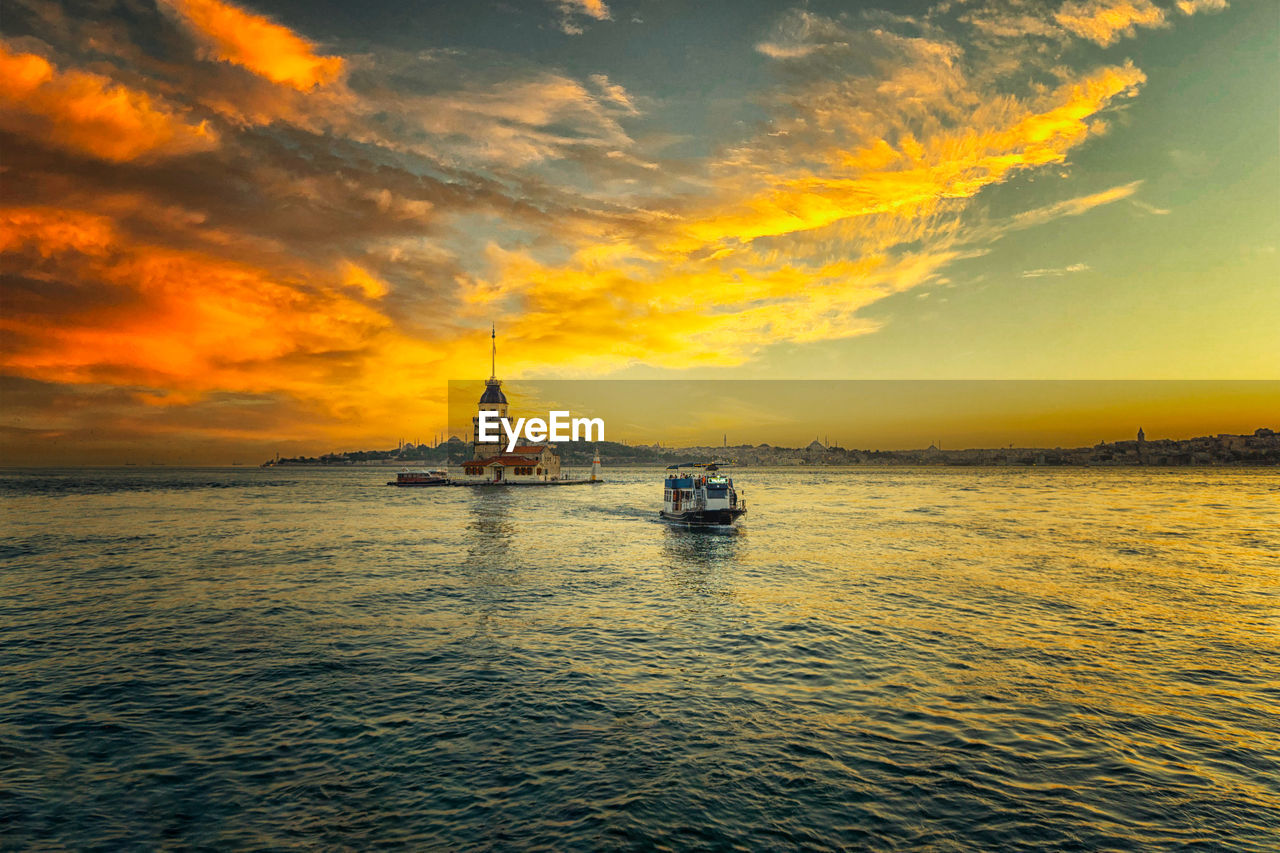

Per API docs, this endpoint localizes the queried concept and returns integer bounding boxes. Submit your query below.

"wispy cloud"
[755,10,848,59]
[1131,198,1171,215]
[1022,263,1091,278]
[1011,181,1144,230]
[386,70,640,165]
[1053,0,1167,47]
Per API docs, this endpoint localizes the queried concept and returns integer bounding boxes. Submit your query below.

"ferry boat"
[387,468,451,487]
[660,463,746,526]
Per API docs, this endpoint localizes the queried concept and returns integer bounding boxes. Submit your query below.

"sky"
[447,380,1280,450]
[1,0,1276,463]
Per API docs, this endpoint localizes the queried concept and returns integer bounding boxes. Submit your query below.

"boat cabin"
[388,468,449,486]
[662,464,741,518]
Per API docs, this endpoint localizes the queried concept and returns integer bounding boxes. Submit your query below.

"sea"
[1,466,1277,851]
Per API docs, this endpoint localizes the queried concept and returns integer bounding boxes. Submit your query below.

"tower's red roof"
[471,454,541,466]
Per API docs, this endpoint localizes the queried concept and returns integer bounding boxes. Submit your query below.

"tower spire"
[490,322,496,380]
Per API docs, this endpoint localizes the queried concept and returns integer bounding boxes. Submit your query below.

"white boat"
[659,463,746,526]
[387,468,450,486]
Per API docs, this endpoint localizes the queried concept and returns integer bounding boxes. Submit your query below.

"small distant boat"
[659,463,746,526]
[387,468,451,487]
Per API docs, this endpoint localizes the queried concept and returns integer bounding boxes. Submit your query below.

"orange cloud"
[554,0,611,33]
[1054,0,1166,47]
[162,0,344,91]
[0,205,117,257]
[0,206,397,392]
[559,0,611,21]
[0,43,217,162]
[0,202,519,454]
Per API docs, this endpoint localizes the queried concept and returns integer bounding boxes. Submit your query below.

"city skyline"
[445,379,1278,453]
[3,0,1277,464]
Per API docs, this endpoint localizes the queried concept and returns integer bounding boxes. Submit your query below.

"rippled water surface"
[2,466,1278,850]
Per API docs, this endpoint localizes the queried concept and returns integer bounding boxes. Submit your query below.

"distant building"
[463,326,563,484]
[462,444,561,482]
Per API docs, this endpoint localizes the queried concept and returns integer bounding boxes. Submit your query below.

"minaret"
[472,323,509,460]
[1137,427,1145,443]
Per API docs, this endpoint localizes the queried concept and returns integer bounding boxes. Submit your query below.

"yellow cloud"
[662,63,1145,253]
[341,263,391,299]
[435,44,1148,383]
[431,40,1152,385]
[1177,0,1228,15]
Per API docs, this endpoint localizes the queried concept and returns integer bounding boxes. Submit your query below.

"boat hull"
[659,508,746,526]
[387,480,450,486]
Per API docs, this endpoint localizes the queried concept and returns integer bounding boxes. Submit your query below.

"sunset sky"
[2,0,1276,463]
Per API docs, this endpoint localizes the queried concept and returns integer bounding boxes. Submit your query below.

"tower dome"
[479,379,507,405]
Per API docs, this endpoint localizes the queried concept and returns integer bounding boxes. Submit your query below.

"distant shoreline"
[263,427,1278,469]
[265,460,1278,469]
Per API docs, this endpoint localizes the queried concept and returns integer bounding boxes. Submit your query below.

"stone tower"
[472,324,509,460]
